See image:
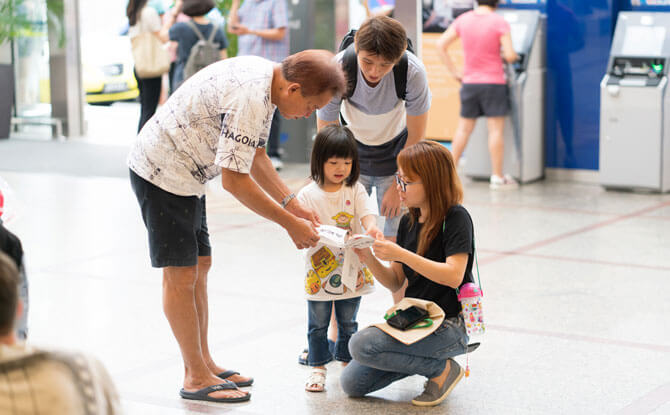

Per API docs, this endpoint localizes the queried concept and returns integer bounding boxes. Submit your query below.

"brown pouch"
[372,297,445,345]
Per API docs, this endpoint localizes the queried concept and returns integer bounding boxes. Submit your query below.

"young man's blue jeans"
[307,297,361,366]
[358,174,402,238]
[340,316,468,397]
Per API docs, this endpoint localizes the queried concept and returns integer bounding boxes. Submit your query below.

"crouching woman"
[342,141,474,407]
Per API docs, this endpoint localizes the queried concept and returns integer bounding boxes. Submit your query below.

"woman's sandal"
[305,368,327,392]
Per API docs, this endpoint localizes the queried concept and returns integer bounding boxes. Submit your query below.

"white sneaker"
[270,156,284,171]
[489,174,518,190]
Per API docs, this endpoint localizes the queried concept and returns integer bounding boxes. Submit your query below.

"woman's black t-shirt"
[396,205,474,318]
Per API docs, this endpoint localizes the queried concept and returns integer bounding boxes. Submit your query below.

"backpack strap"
[186,20,205,41]
[393,52,409,101]
[207,22,219,43]
[342,43,358,100]
[339,43,359,125]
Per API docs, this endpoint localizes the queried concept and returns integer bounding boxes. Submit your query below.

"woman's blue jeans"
[340,316,468,397]
[307,297,361,366]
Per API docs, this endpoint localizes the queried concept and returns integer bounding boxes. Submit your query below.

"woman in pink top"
[437,0,518,190]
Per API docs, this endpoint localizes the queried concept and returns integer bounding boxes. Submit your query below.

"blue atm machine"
[464,9,546,183]
[599,12,670,192]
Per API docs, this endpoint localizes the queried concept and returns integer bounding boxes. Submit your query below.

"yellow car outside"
[82,36,139,105]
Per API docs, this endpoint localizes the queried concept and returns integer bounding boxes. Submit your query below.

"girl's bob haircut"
[310,124,360,186]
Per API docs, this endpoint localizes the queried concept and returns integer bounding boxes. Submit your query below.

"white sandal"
[305,368,327,392]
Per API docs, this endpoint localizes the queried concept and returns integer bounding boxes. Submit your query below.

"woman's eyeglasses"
[394,173,420,192]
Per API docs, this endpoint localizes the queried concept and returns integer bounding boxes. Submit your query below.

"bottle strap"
[473,234,483,295]
[444,216,483,296]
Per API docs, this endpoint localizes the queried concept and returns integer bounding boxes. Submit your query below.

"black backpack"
[338,29,414,101]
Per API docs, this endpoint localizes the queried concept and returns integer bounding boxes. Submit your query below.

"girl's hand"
[365,224,383,240]
[372,239,402,262]
[353,247,373,263]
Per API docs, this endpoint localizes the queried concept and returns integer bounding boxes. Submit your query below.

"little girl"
[297,125,381,392]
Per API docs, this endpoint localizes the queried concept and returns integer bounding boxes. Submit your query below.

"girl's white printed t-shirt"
[128,56,275,197]
[298,181,378,301]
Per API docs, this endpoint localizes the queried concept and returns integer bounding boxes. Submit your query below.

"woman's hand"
[372,239,404,262]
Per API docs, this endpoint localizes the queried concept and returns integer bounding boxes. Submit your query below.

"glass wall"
[12,0,51,119]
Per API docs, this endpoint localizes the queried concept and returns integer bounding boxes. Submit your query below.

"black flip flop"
[180,381,250,403]
[217,370,254,387]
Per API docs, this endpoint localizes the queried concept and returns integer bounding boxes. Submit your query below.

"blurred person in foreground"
[0,179,28,341]
[0,252,121,414]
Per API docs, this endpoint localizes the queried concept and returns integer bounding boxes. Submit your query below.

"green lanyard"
[383,310,434,329]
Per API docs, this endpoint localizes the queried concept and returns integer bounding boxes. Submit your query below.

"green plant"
[0,0,64,47]
[215,0,238,57]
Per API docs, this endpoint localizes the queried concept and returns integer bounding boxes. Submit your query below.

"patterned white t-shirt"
[127,56,276,196]
[298,181,378,301]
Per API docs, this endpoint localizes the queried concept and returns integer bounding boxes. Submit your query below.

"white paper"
[317,225,375,290]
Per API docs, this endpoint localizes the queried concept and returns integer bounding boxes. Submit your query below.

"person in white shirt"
[127,50,346,403]
[297,125,381,392]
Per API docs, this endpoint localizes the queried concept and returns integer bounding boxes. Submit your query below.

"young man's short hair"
[0,252,19,336]
[282,50,346,97]
[355,15,407,63]
[477,0,500,7]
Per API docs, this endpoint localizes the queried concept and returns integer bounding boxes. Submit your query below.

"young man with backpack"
[169,0,227,90]
[317,16,431,250]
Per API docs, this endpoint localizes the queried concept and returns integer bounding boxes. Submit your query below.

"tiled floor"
[1,151,669,414]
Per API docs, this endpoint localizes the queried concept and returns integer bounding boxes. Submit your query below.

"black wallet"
[386,306,429,331]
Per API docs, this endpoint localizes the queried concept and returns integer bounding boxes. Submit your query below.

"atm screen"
[500,0,546,4]
[510,23,528,53]
[622,25,666,56]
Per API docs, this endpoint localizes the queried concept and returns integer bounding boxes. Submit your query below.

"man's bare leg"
[194,256,253,386]
[163,265,247,399]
